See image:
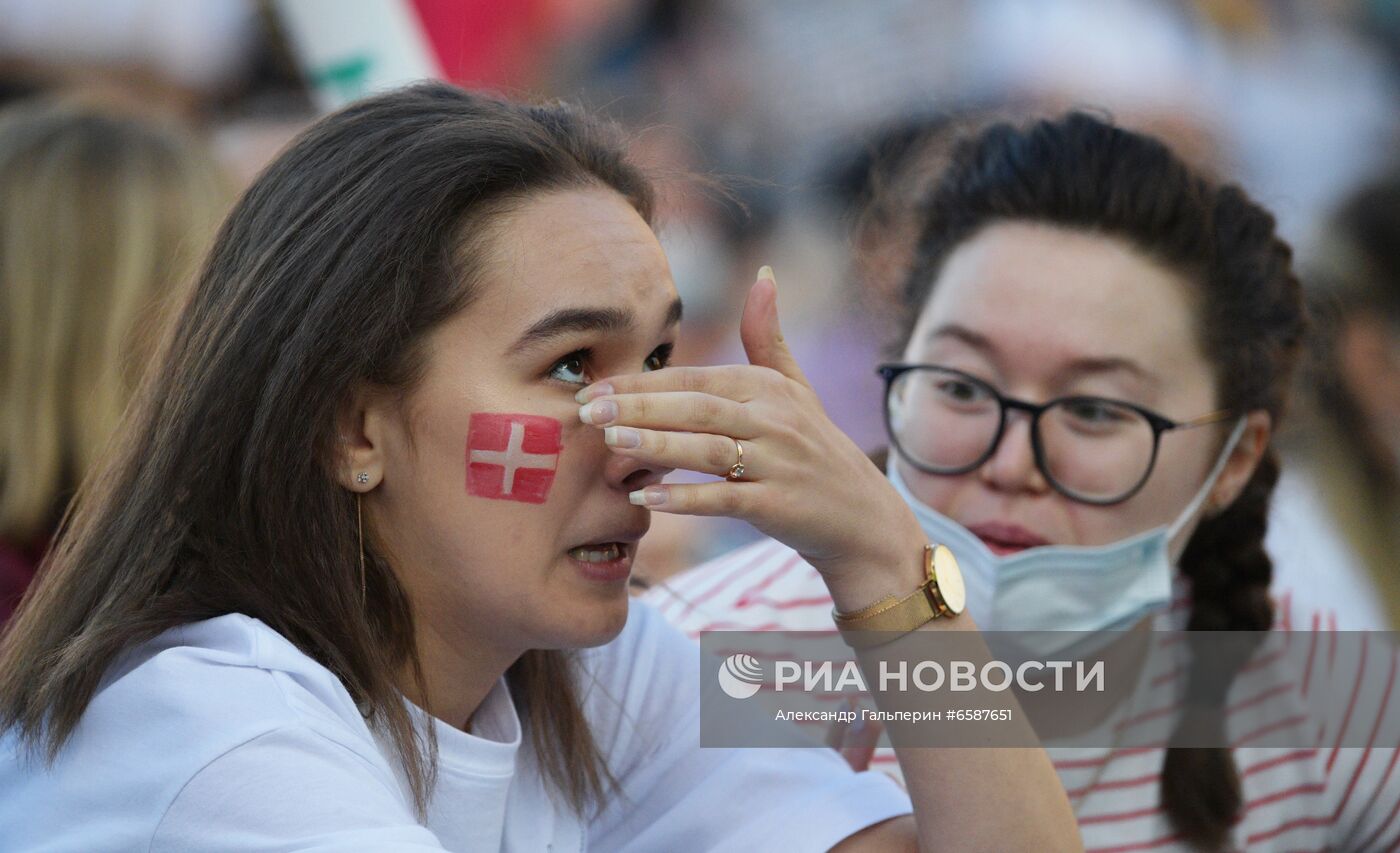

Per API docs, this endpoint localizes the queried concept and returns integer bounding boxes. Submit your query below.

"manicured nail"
[578,399,617,425]
[575,382,613,404]
[628,487,667,506]
[604,426,641,448]
[757,264,785,343]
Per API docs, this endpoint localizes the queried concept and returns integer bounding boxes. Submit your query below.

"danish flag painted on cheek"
[466,413,561,504]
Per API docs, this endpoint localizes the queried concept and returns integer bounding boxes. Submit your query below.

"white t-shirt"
[0,598,910,851]
[643,538,1400,852]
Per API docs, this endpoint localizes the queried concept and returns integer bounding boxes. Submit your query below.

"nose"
[604,447,673,494]
[978,411,1050,495]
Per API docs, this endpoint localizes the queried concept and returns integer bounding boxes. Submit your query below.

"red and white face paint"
[466,413,562,504]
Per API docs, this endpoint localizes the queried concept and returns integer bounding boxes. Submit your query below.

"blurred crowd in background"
[1,0,1397,625]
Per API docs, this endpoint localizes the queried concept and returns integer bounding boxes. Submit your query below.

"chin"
[535,592,631,650]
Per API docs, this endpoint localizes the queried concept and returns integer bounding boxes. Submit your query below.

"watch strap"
[832,544,956,648]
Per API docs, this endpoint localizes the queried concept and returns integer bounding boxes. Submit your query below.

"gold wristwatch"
[832,544,965,649]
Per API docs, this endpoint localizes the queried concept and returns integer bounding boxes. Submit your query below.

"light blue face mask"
[886,417,1248,636]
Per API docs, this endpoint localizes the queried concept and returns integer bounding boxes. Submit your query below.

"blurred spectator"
[0,63,53,109]
[1267,171,1400,629]
[0,98,229,626]
[0,0,259,96]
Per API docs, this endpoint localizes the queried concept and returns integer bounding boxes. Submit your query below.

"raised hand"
[575,266,928,602]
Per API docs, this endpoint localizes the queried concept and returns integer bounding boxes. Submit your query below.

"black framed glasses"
[878,363,1235,505]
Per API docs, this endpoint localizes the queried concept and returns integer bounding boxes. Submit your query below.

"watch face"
[932,544,966,614]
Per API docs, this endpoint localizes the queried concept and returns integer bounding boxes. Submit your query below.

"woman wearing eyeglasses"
[614,114,1399,851]
[0,84,1081,852]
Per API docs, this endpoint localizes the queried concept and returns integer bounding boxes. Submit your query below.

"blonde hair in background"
[0,98,229,543]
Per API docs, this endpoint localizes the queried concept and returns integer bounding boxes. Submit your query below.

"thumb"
[740,266,810,387]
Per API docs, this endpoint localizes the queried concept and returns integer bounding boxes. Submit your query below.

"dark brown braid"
[898,113,1307,850]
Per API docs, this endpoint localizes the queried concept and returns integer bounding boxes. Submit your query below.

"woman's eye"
[551,345,671,385]
[549,350,590,385]
[643,344,673,372]
[1064,400,1129,424]
[935,379,987,404]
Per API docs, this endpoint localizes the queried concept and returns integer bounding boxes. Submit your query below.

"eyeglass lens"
[887,367,1157,502]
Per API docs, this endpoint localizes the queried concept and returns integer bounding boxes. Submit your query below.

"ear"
[336,384,394,492]
[1205,410,1272,514]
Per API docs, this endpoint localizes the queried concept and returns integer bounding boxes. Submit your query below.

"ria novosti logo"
[717,654,1106,700]
[717,653,764,699]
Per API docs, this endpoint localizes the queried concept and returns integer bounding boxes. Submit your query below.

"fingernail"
[578,399,617,425]
[757,264,775,283]
[575,382,613,404]
[604,426,641,448]
[628,486,667,506]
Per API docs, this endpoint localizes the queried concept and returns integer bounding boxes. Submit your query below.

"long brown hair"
[0,82,654,818]
[899,112,1306,850]
[0,97,227,544]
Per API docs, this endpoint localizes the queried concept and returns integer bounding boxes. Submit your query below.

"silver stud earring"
[356,472,370,485]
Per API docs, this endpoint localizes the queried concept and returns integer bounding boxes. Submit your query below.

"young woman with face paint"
[0,84,1080,851]
[637,115,1400,851]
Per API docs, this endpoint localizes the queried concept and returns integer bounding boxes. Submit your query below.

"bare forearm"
[846,629,1082,852]
[824,543,1083,852]
[893,745,1080,851]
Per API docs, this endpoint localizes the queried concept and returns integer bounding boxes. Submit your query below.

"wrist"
[818,526,931,614]
[833,542,970,647]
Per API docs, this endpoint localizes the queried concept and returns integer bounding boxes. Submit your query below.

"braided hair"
[898,112,1306,850]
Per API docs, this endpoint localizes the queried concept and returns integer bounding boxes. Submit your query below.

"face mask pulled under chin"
[884,417,1248,641]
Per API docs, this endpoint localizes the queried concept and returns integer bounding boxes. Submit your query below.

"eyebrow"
[925,323,1159,386]
[509,297,683,354]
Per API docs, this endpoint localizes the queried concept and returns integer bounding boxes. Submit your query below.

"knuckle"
[713,487,736,514]
[756,365,786,387]
[767,418,798,444]
[661,486,684,509]
[649,429,669,456]
[680,367,707,393]
[779,379,807,404]
[735,400,759,431]
[707,436,734,469]
[693,394,723,427]
[717,485,746,515]
[680,486,704,512]
[748,483,772,513]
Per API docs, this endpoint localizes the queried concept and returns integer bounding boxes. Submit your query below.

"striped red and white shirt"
[642,538,1400,852]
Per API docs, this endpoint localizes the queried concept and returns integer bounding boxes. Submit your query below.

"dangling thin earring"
[357,491,366,609]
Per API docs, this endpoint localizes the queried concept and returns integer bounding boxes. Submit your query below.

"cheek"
[465,412,564,504]
[902,463,1134,547]
[1062,503,1152,547]
[903,464,960,514]
[1071,440,1220,546]
[1117,445,1212,530]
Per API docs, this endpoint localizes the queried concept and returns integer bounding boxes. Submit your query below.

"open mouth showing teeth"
[568,542,624,563]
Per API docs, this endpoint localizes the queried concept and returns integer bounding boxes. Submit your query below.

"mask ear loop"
[1166,416,1249,554]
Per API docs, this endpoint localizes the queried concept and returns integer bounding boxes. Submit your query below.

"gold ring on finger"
[726,438,746,481]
